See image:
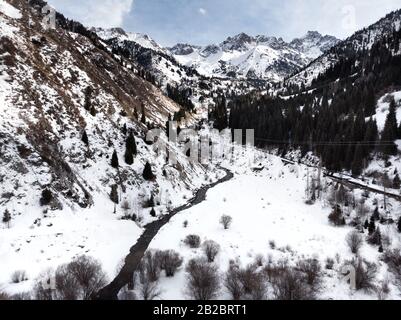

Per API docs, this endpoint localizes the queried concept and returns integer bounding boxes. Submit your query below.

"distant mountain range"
[168,31,340,81]
[94,28,340,82]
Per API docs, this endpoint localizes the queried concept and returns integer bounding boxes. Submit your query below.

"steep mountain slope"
[169,31,340,81]
[286,9,401,88]
[0,0,219,286]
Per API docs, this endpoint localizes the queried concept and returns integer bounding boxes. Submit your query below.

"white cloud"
[47,0,133,28]
[199,8,207,16]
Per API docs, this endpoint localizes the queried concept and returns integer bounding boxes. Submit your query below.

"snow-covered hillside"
[141,149,401,300]
[169,32,339,81]
[286,9,401,87]
[0,0,221,293]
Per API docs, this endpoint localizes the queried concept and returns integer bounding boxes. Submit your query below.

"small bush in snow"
[157,250,183,277]
[343,258,378,292]
[40,189,53,206]
[183,220,188,228]
[202,240,220,263]
[137,269,161,300]
[376,278,390,300]
[328,205,346,226]
[139,251,161,283]
[118,286,137,300]
[220,215,233,230]
[269,240,276,250]
[238,265,267,300]
[382,249,401,287]
[325,258,335,270]
[11,270,28,283]
[224,264,244,300]
[0,292,11,300]
[185,258,220,300]
[184,235,201,248]
[346,231,364,254]
[296,258,322,292]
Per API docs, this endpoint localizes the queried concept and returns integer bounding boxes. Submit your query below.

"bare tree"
[238,265,267,300]
[346,231,364,254]
[184,234,201,248]
[220,215,233,230]
[157,250,183,277]
[296,258,322,292]
[202,240,220,263]
[11,270,28,284]
[224,264,244,300]
[138,271,161,300]
[66,255,108,300]
[140,251,161,282]
[382,249,401,288]
[344,258,378,292]
[185,258,220,300]
[271,268,315,300]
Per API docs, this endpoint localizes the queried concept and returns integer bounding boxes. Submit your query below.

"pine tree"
[141,103,146,124]
[124,132,137,165]
[398,217,401,233]
[110,184,119,204]
[372,207,380,221]
[150,207,156,217]
[143,162,154,181]
[2,209,11,228]
[368,218,376,236]
[381,98,398,156]
[368,227,382,246]
[393,173,401,189]
[111,150,119,168]
[364,219,369,229]
[82,130,89,146]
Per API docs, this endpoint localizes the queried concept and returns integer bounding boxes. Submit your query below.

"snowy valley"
[1,0,401,303]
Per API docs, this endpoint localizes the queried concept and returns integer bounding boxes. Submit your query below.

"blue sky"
[47,0,401,46]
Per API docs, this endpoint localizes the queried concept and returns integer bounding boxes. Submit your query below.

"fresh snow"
[0,0,21,19]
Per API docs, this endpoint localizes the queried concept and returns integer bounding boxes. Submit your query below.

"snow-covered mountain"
[286,9,401,88]
[92,27,168,54]
[0,0,221,287]
[168,31,340,81]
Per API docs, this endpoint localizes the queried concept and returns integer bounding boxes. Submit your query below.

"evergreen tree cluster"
[229,26,401,174]
[166,84,195,112]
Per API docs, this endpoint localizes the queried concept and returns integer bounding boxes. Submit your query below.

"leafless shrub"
[66,255,108,300]
[140,251,161,283]
[269,240,276,250]
[184,234,201,248]
[202,240,220,263]
[382,249,401,287]
[296,258,322,292]
[33,268,56,300]
[376,278,390,300]
[346,231,364,254]
[33,255,107,300]
[11,270,28,283]
[118,286,137,300]
[271,268,315,300]
[185,258,220,300]
[54,264,80,300]
[238,265,267,300]
[220,215,233,230]
[157,250,183,277]
[344,258,378,292]
[254,254,264,267]
[138,270,161,300]
[224,264,244,300]
[10,292,31,300]
[0,292,11,300]
[325,258,335,270]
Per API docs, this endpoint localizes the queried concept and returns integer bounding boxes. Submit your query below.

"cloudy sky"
[47,0,401,46]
